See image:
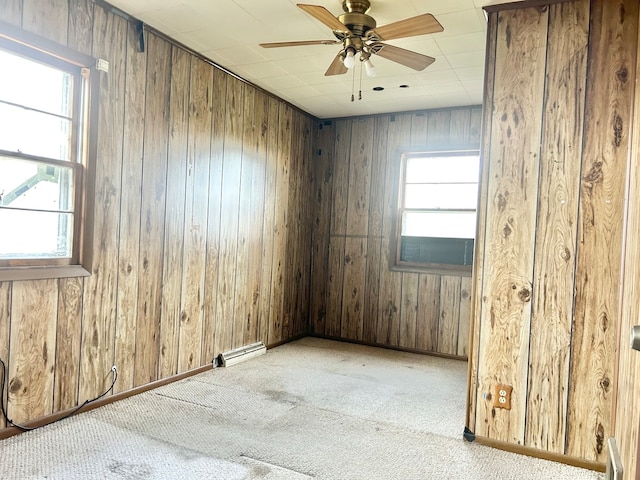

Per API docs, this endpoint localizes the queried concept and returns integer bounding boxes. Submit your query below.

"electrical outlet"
[494,384,512,410]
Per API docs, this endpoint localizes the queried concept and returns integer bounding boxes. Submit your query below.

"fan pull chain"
[358,60,363,100]
[351,62,355,102]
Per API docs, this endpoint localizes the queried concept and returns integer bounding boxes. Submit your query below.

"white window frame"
[393,147,480,275]
[0,21,97,281]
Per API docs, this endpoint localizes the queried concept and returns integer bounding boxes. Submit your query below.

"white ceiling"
[107,0,502,118]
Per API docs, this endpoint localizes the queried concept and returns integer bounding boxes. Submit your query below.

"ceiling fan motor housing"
[339,0,376,37]
[342,0,371,14]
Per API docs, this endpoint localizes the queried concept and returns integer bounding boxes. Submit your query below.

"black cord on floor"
[0,358,117,431]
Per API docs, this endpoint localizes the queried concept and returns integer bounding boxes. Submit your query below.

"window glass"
[397,150,480,269]
[0,49,73,117]
[0,43,87,270]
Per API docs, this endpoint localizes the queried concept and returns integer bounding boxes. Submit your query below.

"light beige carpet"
[0,337,604,480]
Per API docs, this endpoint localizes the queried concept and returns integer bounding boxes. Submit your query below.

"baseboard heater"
[219,342,266,367]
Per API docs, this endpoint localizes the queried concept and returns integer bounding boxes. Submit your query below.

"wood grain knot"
[518,287,531,303]
[613,115,623,147]
[560,247,571,261]
[181,311,188,322]
[616,66,629,84]
[583,162,603,184]
[601,312,609,332]
[344,254,352,265]
[503,223,512,238]
[9,378,23,395]
[497,192,508,211]
[596,423,605,454]
[600,376,611,392]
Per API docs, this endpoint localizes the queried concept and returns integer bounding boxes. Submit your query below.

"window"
[0,29,95,279]
[395,149,480,273]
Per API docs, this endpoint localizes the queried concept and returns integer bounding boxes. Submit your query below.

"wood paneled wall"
[0,0,314,428]
[615,2,640,476]
[310,106,482,357]
[468,0,638,466]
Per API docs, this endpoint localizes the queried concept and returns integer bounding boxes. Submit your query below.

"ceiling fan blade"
[372,43,435,71]
[260,40,341,48]
[325,54,348,76]
[297,4,351,33]
[369,13,443,41]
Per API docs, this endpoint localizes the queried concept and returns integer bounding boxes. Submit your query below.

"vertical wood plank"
[22,0,67,44]
[114,22,146,393]
[0,0,22,26]
[467,13,499,433]
[615,1,640,474]
[67,0,93,55]
[410,112,428,145]
[438,276,461,355]
[267,103,291,345]
[426,110,452,145]
[363,115,389,344]
[363,236,381,343]
[368,116,389,238]
[326,236,346,338]
[376,114,410,346]
[469,107,483,146]
[525,0,588,453]
[203,67,227,362]
[54,277,83,411]
[330,120,352,236]
[177,58,212,372]
[345,118,374,236]
[474,6,548,444]
[310,120,334,335]
[80,8,126,400]
[449,108,472,145]
[134,33,171,387]
[233,86,255,348]
[280,108,298,341]
[416,274,440,351]
[215,77,244,354]
[341,237,367,340]
[284,113,307,339]
[0,282,11,429]
[8,280,57,423]
[299,116,315,336]
[257,97,279,346]
[457,276,472,358]
[243,90,269,346]
[399,273,419,349]
[158,46,190,378]
[567,0,638,461]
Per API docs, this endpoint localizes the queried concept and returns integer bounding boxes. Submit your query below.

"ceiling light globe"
[364,59,376,77]
[343,49,356,69]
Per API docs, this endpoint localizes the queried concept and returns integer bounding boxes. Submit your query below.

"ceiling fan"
[259,0,444,77]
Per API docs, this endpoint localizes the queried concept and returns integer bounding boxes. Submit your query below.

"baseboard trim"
[472,435,606,473]
[309,333,468,361]
[0,363,213,440]
[0,334,308,441]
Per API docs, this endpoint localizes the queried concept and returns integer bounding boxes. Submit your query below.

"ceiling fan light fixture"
[343,48,356,68]
[363,58,376,77]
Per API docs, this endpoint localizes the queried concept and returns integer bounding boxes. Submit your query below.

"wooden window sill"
[0,265,91,282]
